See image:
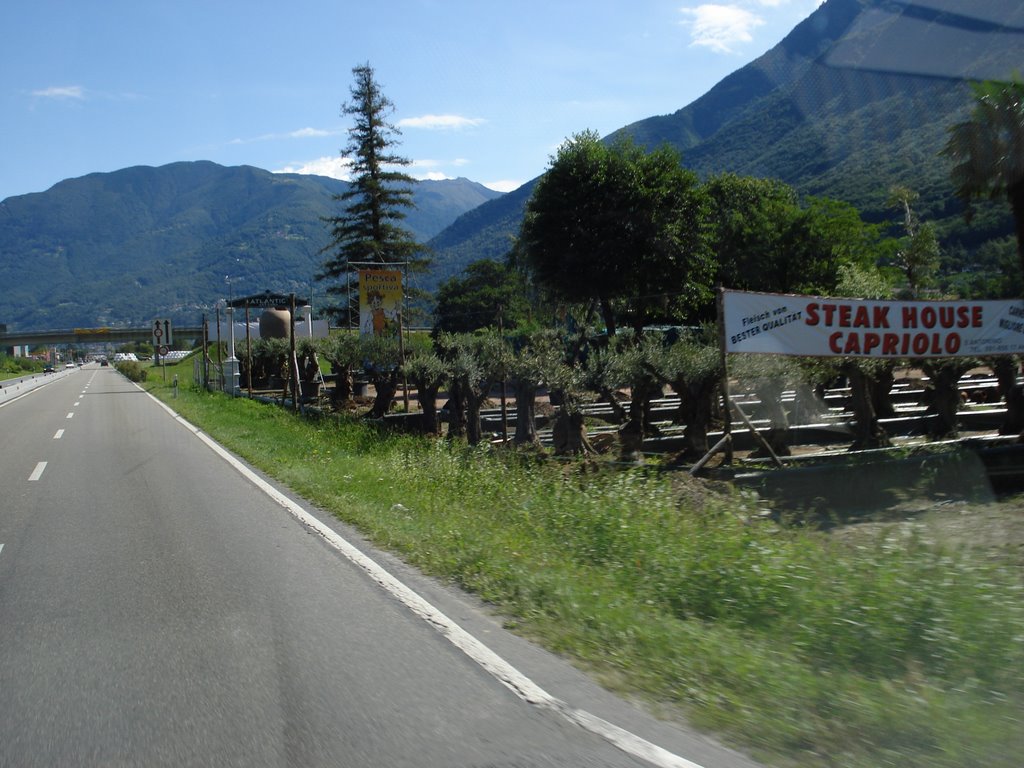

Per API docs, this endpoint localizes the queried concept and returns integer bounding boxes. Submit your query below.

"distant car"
[100,360,109,366]
[43,365,55,373]
[65,363,76,369]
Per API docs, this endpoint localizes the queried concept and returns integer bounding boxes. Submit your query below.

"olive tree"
[505,329,564,446]
[359,334,403,419]
[402,346,449,435]
[658,327,722,461]
[320,332,361,406]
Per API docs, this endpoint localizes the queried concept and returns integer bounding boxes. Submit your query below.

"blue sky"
[1,0,825,202]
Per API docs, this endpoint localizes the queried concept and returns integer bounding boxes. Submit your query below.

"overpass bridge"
[0,325,205,349]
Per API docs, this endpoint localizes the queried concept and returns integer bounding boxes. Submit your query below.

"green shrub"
[1,354,44,376]
[115,360,148,382]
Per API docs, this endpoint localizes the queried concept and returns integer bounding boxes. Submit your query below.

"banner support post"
[716,287,734,465]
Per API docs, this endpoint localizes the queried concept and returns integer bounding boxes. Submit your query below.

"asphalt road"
[0,365,764,768]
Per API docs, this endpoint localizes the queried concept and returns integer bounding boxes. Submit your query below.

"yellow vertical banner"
[359,269,402,338]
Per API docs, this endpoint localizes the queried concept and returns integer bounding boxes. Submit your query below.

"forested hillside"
[0,163,500,329]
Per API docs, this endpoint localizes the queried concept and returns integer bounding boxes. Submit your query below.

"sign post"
[152,319,173,364]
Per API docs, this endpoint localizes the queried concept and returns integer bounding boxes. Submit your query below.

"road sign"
[152,319,173,347]
[159,345,169,356]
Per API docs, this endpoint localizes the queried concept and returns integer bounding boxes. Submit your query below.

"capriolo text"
[804,301,984,356]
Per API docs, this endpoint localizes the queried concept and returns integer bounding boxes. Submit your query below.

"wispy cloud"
[680,4,766,54]
[416,171,453,181]
[408,158,452,181]
[32,85,86,100]
[288,127,333,139]
[231,127,338,145]
[410,158,441,170]
[397,114,486,131]
[483,180,523,193]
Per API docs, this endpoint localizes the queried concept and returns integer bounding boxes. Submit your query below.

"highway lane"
[0,365,762,768]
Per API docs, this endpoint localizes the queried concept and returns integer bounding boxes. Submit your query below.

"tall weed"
[148,377,1024,768]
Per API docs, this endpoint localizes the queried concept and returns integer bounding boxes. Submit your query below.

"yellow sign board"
[358,270,402,338]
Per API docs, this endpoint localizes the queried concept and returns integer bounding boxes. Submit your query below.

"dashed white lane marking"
[66,412,74,419]
[54,429,65,439]
[28,462,47,481]
[74,401,80,406]
[143,387,708,768]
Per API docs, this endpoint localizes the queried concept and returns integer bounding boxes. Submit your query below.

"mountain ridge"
[0,163,501,330]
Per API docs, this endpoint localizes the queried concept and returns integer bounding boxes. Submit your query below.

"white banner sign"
[722,290,1024,358]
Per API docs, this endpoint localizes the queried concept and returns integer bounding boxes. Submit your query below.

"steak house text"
[804,302,984,357]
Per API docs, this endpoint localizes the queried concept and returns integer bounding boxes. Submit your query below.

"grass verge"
[0,355,47,381]
[144,361,1024,768]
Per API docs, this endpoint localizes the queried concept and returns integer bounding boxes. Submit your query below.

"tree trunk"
[330,366,353,405]
[416,383,442,435]
[553,408,592,455]
[597,386,629,424]
[921,361,965,439]
[369,373,398,419]
[847,365,890,450]
[672,376,718,460]
[633,378,662,437]
[446,382,467,440]
[466,391,487,445]
[599,296,617,337]
[618,418,644,463]
[513,380,540,445]
[871,365,897,419]
[752,380,791,458]
[617,379,659,463]
[791,382,827,424]
[991,357,1024,435]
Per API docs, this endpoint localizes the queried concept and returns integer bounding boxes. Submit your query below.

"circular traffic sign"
[159,345,169,356]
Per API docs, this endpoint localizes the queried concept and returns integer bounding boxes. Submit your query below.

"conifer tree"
[318,63,427,322]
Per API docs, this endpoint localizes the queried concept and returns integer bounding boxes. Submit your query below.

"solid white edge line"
[141,386,706,768]
[28,461,47,481]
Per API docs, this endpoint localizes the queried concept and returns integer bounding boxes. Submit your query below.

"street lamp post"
[302,304,313,338]
[225,305,240,394]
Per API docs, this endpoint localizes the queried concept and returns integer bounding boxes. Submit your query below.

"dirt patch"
[829,494,1024,567]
